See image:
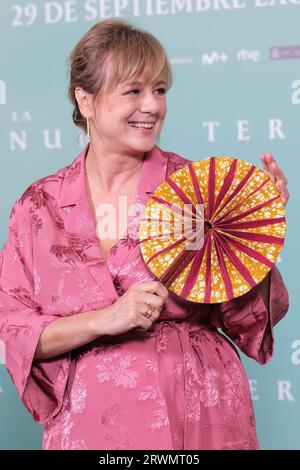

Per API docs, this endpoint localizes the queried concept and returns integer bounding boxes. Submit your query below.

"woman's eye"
[127,88,166,95]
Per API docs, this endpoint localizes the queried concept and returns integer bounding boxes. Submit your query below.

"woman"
[0,19,289,450]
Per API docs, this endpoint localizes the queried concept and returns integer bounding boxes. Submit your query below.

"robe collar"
[58,142,168,210]
[56,143,168,296]
[56,143,169,302]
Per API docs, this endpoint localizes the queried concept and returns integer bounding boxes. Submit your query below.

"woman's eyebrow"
[125,80,167,86]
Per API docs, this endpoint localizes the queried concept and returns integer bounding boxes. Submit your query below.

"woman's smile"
[128,121,156,134]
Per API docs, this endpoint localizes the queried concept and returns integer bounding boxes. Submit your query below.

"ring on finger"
[142,303,155,320]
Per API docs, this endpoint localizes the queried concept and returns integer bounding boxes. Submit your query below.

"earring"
[86,116,90,139]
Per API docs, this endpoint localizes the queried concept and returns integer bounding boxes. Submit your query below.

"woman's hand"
[100,281,169,337]
[260,152,289,207]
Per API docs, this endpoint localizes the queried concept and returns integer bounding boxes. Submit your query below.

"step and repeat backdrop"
[0,0,299,450]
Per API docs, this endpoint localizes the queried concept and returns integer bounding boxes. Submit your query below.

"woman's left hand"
[260,152,289,207]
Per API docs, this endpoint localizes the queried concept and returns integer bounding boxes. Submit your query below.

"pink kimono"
[0,144,289,450]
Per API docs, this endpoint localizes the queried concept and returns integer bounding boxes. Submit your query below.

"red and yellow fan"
[139,157,286,303]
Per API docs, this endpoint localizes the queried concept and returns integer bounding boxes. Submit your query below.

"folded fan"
[139,156,286,303]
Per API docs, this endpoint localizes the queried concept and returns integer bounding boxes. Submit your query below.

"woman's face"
[90,77,167,156]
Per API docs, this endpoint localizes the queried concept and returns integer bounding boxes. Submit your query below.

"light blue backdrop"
[0,0,299,450]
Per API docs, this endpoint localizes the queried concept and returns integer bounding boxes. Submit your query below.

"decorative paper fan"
[139,157,286,303]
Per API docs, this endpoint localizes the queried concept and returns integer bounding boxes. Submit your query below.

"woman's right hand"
[99,281,169,337]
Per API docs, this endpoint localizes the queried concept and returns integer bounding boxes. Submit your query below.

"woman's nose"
[139,92,162,114]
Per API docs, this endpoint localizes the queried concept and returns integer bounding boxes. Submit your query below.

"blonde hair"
[67,19,173,133]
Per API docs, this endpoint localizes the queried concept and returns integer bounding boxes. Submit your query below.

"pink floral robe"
[0,144,289,450]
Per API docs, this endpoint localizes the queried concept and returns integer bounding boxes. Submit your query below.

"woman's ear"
[74,87,93,119]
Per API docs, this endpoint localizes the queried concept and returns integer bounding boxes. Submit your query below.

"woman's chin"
[128,139,157,152]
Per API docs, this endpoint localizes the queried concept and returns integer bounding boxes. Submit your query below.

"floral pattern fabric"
[0,144,289,450]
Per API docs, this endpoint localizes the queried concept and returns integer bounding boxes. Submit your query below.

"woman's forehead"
[103,55,169,92]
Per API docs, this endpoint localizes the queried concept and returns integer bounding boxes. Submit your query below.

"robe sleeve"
[0,198,72,423]
[210,265,289,364]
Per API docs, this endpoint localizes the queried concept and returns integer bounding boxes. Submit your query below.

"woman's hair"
[67,19,173,134]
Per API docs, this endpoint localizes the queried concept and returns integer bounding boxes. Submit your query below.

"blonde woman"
[0,19,289,450]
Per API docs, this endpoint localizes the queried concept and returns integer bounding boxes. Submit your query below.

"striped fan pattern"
[139,157,286,303]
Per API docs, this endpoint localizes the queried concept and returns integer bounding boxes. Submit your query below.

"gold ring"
[142,304,155,320]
